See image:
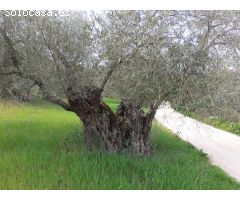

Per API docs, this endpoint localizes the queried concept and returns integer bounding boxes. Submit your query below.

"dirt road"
[155,104,240,182]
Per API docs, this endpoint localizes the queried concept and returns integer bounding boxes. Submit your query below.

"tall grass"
[203,117,240,136]
[0,100,239,189]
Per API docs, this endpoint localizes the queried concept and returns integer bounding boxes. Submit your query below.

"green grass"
[174,106,240,136]
[203,117,240,136]
[103,97,119,111]
[103,97,149,113]
[0,99,239,189]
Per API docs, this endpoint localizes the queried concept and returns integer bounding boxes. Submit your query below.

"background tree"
[166,11,240,120]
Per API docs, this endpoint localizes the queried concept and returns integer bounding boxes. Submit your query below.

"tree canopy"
[1,10,240,153]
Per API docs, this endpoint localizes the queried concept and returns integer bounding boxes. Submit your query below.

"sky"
[1,0,240,10]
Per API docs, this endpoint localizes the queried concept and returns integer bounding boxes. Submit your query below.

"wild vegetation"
[176,106,240,136]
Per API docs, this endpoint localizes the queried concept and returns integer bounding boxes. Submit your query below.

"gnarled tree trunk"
[67,87,156,155]
[0,19,158,155]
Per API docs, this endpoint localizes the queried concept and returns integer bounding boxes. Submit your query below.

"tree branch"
[0,26,72,112]
[0,70,72,111]
[100,41,148,91]
[100,58,123,90]
[36,20,69,95]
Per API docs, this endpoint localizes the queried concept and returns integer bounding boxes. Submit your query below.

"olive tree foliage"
[198,69,240,121]
[98,11,184,106]
[0,17,32,100]
[1,10,240,154]
[102,11,240,110]
[166,11,240,118]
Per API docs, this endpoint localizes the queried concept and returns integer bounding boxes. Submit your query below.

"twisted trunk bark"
[0,21,155,155]
[67,87,156,155]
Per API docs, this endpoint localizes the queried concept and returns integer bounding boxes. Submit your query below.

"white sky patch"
[1,0,240,10]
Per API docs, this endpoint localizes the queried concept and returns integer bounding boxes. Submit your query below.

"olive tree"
[1,11,240,155]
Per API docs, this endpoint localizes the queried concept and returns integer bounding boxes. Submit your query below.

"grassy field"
[0,99,239,189]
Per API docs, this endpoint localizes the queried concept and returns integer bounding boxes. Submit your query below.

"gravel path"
[155,104,240,182]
